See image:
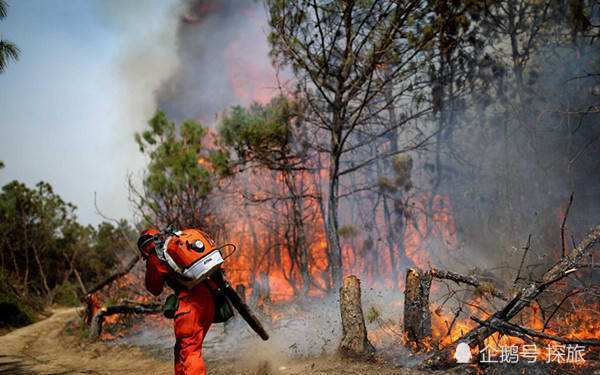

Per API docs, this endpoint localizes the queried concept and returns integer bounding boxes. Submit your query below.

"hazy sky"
[0,1,178,224]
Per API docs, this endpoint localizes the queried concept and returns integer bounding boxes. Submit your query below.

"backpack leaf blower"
[153,228,269,341]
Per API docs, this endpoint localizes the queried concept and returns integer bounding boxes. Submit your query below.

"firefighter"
[137,229,215,375]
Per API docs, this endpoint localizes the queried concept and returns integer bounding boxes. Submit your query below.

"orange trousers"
[173,283,215,375]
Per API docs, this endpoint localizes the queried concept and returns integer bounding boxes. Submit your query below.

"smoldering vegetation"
[111,0,600,366]
[116,289,414,361]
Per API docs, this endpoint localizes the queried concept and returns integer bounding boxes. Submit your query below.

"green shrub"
[0,272,36,327]
[52,282,80,307]
[365,305,381,324]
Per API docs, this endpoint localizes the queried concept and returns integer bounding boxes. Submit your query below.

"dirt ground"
[3,308,595,375]
[0,308,436,375]
[0,308,171,374]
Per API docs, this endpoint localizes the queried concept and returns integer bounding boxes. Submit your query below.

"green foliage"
[218,96,300,170]
[79,220,135,286]
[52,282,79,307]
[391,154,413,191]
[134,111,217,229]
[208,149,233,177]
[365,305,381,324]
[136,112,211,198]
[63,316,89,340]
[0,179,134,308]
[337,225,359,238]
[0,1,19,73]
[0,270,35,327]
[378,155,413,193]
[568,0,591,33]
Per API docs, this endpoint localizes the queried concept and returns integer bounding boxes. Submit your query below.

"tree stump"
[338,275,375,358]
[403,268,432,351]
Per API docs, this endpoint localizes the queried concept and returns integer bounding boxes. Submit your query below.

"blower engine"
[156,229,227,288]
[153,228,269,341]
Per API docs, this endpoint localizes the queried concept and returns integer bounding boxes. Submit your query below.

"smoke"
[84,1,184,221]
[103,0,281,219]
[421,41,600,274]
[156,0,280,125]
[118,291,415,364]
[101,0,182,133]
[96,0,283,221]
[108,1,599,364]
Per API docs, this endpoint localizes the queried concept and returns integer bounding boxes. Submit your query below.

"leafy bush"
[365,305,381,324]
[52,282,80,307]
[0,271,35,328]
[0,178,135,318]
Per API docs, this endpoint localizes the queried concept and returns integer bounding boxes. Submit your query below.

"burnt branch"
[84,254,141,297]
[423,224,600,369]
[94,192,138,255]
[89,302,161,341]
[471,316,600,347]
[542,289,583,332]
[430,267,509,301]
[513,234,532,287]
[560,193,574,258]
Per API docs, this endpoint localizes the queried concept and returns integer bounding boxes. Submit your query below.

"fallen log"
[338,275,375,358]
[403,268,433,351]
[423,224,600,369]
[89,302,161,340]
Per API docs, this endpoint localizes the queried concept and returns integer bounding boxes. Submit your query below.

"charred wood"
[403,268,433,351]
[430,267,509,301]
[423,224,600,369]
[84,254,141,297]
[89,302,161,340]
[338,275,375,358]
[471,316,600,347]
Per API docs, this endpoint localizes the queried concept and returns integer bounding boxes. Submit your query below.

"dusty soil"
[0,307,171,374]
[0,308,434,375]
[3,309,593,374]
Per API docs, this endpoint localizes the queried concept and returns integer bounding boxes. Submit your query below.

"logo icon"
[454,342,472,363]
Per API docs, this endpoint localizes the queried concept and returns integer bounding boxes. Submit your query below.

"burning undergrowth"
[80,216,599,373]
[94,0,600,372]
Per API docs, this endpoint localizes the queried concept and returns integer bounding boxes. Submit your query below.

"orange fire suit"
[145,254,215,375]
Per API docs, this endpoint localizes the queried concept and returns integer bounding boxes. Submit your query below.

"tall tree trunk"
[326,153,343,290]
[32,245,51,298]
[241,177,260,289]
[284,171,310,296]
[382,66,401,282]
[23,245,29,297]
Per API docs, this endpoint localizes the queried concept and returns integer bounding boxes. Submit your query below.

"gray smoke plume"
[156,0,280,125]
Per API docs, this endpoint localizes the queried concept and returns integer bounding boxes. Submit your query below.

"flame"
[223,170,329,303]
[429,294,600,362]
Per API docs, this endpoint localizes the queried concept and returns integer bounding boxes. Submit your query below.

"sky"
[0,1,179,224]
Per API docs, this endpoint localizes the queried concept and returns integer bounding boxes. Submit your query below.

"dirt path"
[0,308,170,374]
[0,308,433,375]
